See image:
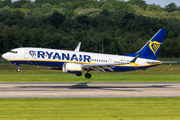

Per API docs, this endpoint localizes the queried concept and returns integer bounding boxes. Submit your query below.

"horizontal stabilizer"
[161,61,178,64]
[146,61,161,64]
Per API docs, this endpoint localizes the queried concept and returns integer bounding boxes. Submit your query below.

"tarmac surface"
[0,82,180,98]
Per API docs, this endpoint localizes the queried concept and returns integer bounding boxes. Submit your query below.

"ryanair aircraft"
[2,29,166,79]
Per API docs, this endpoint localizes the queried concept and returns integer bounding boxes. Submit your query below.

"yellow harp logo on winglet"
[149,41,162,55]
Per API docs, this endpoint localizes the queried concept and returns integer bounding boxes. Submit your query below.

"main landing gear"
[76,72,82,76]
[76,71,92,79]
[85,73,91,79]
[85,70,91,79]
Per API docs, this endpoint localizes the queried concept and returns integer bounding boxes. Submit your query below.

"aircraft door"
[24,49,28,59]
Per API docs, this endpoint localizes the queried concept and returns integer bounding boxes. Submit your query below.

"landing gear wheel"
[85,73,91,79]
[16,68,20,72]
[76,72,82,76]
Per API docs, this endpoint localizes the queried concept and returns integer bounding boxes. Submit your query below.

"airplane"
[2,29,166,79]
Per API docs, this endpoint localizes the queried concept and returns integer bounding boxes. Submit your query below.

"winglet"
[74,42,81,52]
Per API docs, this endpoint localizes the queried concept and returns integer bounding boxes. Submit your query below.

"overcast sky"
[124,0,180,7]
[11,0,180,7]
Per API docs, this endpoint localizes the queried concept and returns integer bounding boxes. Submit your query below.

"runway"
[0,82,180,98]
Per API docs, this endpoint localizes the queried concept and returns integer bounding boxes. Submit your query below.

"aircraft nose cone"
[2,53,8,60]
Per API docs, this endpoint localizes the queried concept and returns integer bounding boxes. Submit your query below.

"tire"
[16,68,20,72]
[85,73,91,79]
[76,72,82,76]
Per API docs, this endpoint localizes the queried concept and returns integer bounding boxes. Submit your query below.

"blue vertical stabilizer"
[126,29,166,60]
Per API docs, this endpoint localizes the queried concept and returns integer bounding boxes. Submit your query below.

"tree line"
[0,0,180,58]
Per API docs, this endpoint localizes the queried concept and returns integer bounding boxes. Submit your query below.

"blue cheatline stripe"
[9,59,161,72]
[9,59,96,64]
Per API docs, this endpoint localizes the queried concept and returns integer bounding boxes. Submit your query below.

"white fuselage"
[2,47,160,72]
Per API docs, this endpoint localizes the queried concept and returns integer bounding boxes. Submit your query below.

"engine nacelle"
[62,63,82,74]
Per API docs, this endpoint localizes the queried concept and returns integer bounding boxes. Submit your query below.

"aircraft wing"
[82,63,129,72]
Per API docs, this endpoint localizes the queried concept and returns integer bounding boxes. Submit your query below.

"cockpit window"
[10,51,18,54]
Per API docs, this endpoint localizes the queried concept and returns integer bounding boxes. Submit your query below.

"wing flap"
[82,63,128,72]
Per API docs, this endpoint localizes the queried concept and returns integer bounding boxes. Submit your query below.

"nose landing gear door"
[24,49,28,59]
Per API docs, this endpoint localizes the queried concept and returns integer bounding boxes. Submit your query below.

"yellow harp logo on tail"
[149,41,162,55]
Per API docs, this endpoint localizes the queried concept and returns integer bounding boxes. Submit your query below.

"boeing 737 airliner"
[2,29,166,78]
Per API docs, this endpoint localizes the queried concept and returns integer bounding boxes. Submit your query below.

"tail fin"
[126,29,166,60]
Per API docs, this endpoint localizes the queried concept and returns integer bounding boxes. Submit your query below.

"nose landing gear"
[10,62,20,72]
[16,66,20,72]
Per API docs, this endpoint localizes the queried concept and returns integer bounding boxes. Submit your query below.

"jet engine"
[62,63,82,74]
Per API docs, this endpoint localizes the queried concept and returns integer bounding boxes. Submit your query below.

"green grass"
[0,72,180,82]
[0,64,180,82]
[0,98,180,120]
[0,65,180,120]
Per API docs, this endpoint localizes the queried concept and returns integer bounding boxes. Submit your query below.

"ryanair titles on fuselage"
[29,50,91,62]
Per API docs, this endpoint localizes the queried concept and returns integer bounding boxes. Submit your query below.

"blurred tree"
[100,2,113,10]
[0,0,180,58]
[77,15,89,25]
[127,0,147,10]
[2,0,12,7]
[11,0,31,8]
[50,11,65,28]
[89,1,99,9]
[64,10,74,20]
[165,3,178,12]
[111,1,135,13]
